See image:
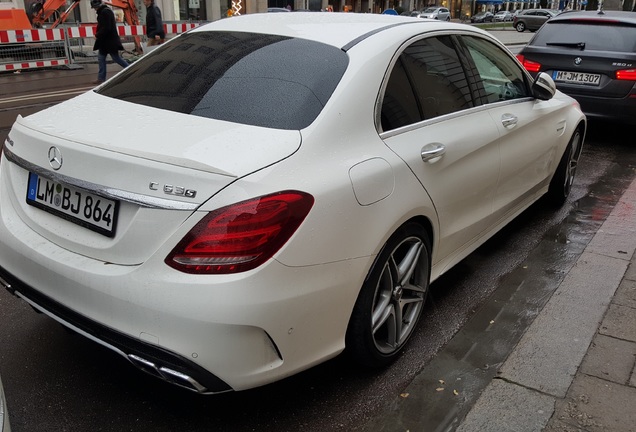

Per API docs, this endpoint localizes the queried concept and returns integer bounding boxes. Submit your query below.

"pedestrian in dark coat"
[91,0,128,84]
[143,0,165,46]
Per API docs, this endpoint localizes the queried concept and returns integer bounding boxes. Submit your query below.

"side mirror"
[532,72,556,101]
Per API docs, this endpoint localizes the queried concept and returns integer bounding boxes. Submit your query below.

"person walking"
[91,0,128,85]
[144,0,165,47]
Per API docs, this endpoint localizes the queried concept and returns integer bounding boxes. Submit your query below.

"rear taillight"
[616,69,636,81]
[516,54,542,73]
[166,191,314,274]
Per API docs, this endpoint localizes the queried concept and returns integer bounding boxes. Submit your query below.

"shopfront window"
[179,0,207,20]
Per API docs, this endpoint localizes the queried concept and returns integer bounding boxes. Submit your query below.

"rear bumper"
[562,92,636,126]
[0,266,232,394]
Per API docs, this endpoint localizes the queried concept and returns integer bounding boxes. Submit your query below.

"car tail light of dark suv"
[166,191,315,274]
[516,54,542,73]
[616,69,636,81]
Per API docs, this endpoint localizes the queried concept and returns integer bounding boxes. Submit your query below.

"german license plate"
[26,172,118,237]
[552,70,601,85]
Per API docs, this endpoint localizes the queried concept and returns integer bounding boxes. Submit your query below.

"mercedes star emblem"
[48,146,63,170]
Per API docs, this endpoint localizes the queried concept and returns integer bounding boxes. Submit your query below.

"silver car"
[513,8,558,32]
[419,7,451,21]
[494,11,513,22]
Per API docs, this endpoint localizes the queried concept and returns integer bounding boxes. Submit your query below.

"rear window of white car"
[97,31,349,130]
[532,21,636,52]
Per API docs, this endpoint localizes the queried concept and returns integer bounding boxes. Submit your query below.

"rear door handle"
[421,143,446,163]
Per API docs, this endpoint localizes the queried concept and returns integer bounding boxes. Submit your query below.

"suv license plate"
[26,172,118,237]
[553,70,601,85]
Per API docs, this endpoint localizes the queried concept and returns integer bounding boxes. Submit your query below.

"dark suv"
[516,10,636,125]
[513,9,558,32]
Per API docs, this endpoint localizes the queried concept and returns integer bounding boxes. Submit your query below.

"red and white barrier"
[65,24,146,38]
[65,22,199,39]
[0,28,65,44]
[164,23,200,34]
[1,58,69,71]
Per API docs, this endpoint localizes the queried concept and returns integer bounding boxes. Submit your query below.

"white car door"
[379,35,501,267]
[459,35,565,220]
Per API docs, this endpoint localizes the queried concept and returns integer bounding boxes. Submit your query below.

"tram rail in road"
[0,87,93,107]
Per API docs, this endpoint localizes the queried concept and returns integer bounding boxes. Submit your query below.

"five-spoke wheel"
[347,223,431,367]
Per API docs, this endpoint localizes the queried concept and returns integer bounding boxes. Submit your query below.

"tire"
[346,222,431,368]
[516,21,526,32]
[546,128,583,206]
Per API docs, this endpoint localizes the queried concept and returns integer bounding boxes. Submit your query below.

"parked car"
[419,6,451,21]
[517,10,636,125]
[494,10,513,22]
[0,13,585,394]
[267,7,290,12]
[471,11,494,23]
[0,375,10,432]
[513,8,558,32]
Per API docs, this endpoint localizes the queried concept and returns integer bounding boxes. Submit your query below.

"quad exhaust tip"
[128,354,208,393]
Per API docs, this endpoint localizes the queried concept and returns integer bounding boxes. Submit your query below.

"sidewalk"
[456,177,636,432]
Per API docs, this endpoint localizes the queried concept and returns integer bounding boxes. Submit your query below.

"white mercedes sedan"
[0,13,585,394]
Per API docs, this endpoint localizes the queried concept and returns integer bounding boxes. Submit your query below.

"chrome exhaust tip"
[128,354,208,393]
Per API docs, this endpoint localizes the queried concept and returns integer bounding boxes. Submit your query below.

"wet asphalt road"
[0,75,635,431]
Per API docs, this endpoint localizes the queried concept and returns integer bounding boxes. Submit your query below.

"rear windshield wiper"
[546,41,586,50]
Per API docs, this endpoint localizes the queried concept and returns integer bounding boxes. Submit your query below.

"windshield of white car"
[96,32,349,130]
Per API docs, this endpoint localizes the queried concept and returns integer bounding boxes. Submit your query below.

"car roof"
[191,12,457,49]
[548,10,636,24]
[522,8,557,13]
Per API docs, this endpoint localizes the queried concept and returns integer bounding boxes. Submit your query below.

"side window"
[461,36,531,104]
[380,35,473,131]
[381,57,422,131]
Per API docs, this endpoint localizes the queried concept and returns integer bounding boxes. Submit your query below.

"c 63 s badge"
[149,182,197,198]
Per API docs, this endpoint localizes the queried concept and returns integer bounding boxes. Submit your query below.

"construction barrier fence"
[0,22,202,72]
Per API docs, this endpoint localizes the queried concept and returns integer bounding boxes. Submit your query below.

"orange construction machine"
[0,0,143,53]
[30,0,140,29]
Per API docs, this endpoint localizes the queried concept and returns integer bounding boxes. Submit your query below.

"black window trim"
[376,30,535,136]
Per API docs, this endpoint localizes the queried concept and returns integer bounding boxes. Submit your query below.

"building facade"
[4,0,634,29]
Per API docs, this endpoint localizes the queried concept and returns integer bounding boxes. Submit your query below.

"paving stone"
[498,252,626,398]
[599,303,636,343]
[580,333,636,385]
[455,379,554,432]
[585,201,636,261]
[551,374,636,432]
[614,278,636,309]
